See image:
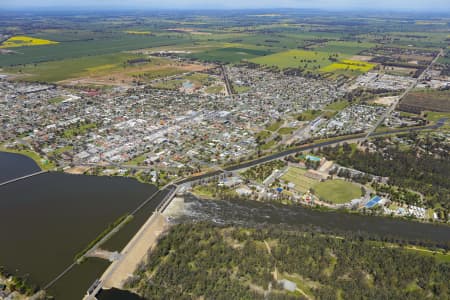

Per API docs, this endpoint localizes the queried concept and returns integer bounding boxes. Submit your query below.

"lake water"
[0,151,40,182]
[0,151,164,300]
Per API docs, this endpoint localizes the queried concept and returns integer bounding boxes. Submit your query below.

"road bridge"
[0,170,48,188]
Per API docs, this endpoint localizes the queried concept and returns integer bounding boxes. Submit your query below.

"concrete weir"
[84,185,179,299]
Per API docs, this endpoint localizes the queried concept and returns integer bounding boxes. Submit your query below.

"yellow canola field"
[0,36,58,48]
[321,59,375,73]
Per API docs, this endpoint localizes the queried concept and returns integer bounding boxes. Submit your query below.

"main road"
[178,118,447,185]
[364,48,444,140]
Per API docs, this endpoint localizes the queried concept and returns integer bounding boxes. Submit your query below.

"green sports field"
[313,180,361,204]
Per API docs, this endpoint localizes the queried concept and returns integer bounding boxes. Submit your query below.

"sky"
[2,0,450,11]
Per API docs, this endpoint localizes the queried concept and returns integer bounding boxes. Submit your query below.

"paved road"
[365,48,444,140]
[220,64,234,97]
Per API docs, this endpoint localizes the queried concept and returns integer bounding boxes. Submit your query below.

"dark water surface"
[0,151,41,182]
[181,194,450,244]
[0,152,163,300]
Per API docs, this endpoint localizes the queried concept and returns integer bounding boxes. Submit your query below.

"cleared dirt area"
[371,96,400,106]
[399,90,450,113]
[349,55,374,62]
[64,166,91,174]
[167,28,212,35]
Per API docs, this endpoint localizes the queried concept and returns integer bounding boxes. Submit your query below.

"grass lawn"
[278,127,296,135]
[250,49,340,70]
[313,180,361,204]
[48,96,66,104]
[281,167,316,193]
[425,111,450,132]
[325,100,350,111]
[295,110,322,121]
[267,120,283,132]
[63,123,97,138]
[256,130,272,140]
[261,140,277,150]
[126,153,149,166]
[233,85,251,94]
[205,85,224,94]
[50,146,73,156]
[0,145,55,171]
[425,111,450,122]
[192,185,215,199]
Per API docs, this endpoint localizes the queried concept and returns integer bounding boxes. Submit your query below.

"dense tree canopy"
[126,222,450,299]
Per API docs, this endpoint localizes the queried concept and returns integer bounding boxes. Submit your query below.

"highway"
[364,48,444,140]
[178,118,447,184]
[220,64,234,97]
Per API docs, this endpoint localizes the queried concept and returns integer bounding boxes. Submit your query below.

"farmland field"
[321,59,376,75]
[250,49,341,70]
[313,180,361,204]
[187,46,272,63]
[4,53,144,82]
[6,53,207,84]
[311,41,377,55]
[399,89,450,113]
[0,34,191,67]
[0,36,58,48]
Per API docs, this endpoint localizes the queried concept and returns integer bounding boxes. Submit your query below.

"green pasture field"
[311,41,377,56]
[313,180,361,204]
[0,33,190,67]
[5,53,151,82]
[250,49,340,70]
[187,46,272,63]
